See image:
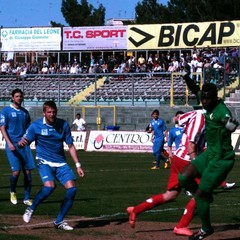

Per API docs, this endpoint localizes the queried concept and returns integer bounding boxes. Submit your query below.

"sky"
[0,0,168,28]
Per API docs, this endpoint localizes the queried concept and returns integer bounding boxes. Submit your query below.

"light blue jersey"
[149,118,167,140]
[168,125,184,150]
[0,105,31,144]
[24,117,73,164]
[0,104,35,171]
[149,118,167,168]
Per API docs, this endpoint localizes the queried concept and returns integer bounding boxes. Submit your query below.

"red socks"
[134,194,165,214]
[176,198,196,228]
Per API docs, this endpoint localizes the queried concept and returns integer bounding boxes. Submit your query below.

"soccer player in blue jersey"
[167,111,185,161]
[0,88,35,206]
[147,109,168,169]
[19,101,85,230]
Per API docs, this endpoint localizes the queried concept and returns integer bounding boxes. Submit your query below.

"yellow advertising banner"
[127,21,240,50]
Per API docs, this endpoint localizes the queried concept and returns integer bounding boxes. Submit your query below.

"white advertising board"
[63,26,127,50]
[1,28,61,51]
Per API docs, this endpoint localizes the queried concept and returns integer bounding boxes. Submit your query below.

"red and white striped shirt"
[175,110,205,161]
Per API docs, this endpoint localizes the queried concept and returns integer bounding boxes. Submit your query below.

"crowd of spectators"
[0,46,239,78]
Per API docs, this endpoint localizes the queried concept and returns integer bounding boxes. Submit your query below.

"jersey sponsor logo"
[11,112,17,117]
[41,129,48,135]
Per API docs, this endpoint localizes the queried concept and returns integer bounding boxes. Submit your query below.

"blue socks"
[55,187,77,224]
[10,175,19,193]
[30,186,54,211]
[24,172,32,200]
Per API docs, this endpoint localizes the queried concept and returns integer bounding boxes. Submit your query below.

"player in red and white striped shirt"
[126,110,205,236]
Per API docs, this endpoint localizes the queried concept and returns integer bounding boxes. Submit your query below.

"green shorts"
[192,150,235,193]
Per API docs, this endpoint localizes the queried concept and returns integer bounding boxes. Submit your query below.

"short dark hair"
[43,101,57,112]
[11,88,23,97]
[151,109,159,115]
[175,111,184,116]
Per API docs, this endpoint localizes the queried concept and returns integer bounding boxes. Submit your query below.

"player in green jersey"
[178,73,238,240]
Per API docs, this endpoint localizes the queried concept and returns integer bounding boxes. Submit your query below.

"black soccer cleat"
[189,228,214,240]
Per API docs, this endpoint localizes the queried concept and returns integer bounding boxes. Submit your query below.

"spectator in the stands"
[41,63,49,74]
[138,54,145,66]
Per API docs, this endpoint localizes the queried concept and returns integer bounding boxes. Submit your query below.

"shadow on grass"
[74,217,128,228]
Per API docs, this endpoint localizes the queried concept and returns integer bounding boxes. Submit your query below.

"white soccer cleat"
[224,182,235,189]
[54,221,73,230]
[23,207,33,223]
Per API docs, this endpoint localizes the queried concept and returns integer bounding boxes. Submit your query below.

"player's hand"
[18,137,29,147]
[77,167,85,177]
[225,118,239,132]
[8,142,15,151]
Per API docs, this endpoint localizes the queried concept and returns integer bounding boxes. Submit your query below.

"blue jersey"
[0,105,31,144]
[168,125,184,150]
[24,117,73,164]
[149,118,167,139]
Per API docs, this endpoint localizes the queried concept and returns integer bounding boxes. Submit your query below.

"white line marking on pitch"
[1,202,240,230]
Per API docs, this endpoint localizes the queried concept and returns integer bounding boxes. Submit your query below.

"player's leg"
[10,171,20,204]
[21,146,35,205]
[178,163,199,194]
[6,147,21,205]
[55,183,77,225]
[54,164,77,230]
[189,155,234,239]
[127,156,187,228]
[173,198,196,236]
[23,164,55,223]
[127,190,179,228]
[151,140,160,169]
[23,170,32,205]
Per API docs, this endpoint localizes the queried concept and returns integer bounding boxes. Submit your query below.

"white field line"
[1,202,240,230]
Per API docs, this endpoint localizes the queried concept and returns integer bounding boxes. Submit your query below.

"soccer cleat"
[223,182,235,189]
[126,206,136,228]
[173,227,193,236]
[151,166,160,170]
[23,199,33,206]
[23,207,33,223]
[10,192,17,205]
[189,228,214,240]
[54,221,73,230]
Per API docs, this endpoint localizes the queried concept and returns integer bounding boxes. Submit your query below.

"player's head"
[173,111,184,124]
[43,101,57,125]
[201,83,218,111]
[151,109,159,120]
[76,113,81,119]
[11,88,24,105]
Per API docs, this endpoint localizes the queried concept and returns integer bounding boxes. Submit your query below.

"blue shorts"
[38,163,76,185]
[6,144,35,172]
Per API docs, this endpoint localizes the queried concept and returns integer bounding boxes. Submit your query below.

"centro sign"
[105,133,151,144]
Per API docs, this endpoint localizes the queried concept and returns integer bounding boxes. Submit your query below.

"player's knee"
[66,187,77,200]
[42,186,54,198]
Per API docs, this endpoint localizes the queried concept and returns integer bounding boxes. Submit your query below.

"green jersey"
[204,100,234,160]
